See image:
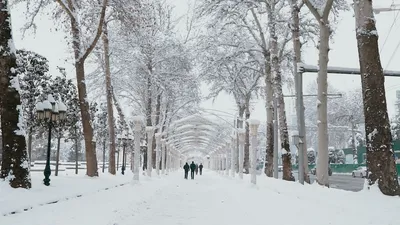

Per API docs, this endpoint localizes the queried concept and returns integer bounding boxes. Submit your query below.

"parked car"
[311,167,332,176]
[352,166,367,178]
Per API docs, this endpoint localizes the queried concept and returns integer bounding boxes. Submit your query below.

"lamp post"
[35,94,67,186]
[118,131,132,175]
[248,119,260,185]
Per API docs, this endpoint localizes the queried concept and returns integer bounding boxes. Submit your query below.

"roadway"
[309,174,365,192]
[287,172,365,192]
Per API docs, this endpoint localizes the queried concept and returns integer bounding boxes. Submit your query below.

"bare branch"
[80,0,109,62]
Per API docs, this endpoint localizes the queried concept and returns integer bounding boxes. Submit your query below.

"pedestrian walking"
[190,161,196,179]
[199,163,203,175]
[183,162,190,179]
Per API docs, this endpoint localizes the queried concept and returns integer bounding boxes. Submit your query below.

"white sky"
[10,0,400,125]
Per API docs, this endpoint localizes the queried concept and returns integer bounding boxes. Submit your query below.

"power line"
[380,8,400,54]
[385,37,400,69]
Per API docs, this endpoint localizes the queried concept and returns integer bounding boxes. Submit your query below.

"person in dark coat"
[199,163,203,175]
[183,162,190,179]
[195,164,199,175]
[190,161,196,179]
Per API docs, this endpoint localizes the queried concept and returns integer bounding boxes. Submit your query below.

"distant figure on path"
[195,164,199,175]
[183,162,190,179]
[199,163,203,175]
[190,161,196,179]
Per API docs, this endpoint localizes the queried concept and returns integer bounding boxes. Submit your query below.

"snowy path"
[109,172,246,225]
[2,170,400,225]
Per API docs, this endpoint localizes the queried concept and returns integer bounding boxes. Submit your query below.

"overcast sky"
[10,0,400,124]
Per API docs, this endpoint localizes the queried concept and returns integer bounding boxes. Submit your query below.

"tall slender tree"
[353,0,400,196]
[0,0,31,188]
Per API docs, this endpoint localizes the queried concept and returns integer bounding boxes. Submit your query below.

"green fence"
[292,164,400,175]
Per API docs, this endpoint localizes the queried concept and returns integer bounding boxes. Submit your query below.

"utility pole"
[286,91,341,184]
[294,65,306,183]
[297,63,400,181]
[373,4,400,14]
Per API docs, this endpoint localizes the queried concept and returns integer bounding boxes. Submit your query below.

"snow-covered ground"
[1,170,399,225]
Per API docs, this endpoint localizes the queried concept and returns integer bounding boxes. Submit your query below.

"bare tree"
[302,0,347,186]
[18,0,110,176]
[101,21,117,175]
[266,0,295,181]
[353,0,400,196]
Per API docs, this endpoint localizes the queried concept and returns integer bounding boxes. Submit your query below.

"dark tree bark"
[59,0,108,177]
[144,72,152,170]
[75,133,79,175]
[243,106,250,174]
[236,106,245,173]
[264,54,274,177]
[28,128,32,162]
[354,0,400,196]
[152,93,161,168]
[0,0,31,188]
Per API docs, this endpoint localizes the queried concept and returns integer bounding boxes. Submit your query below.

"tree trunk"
[303,0,334,187]
[55,135,61,176]
[243,104,250,174]
[102,22,117,175]
[144,74,152,171]
[69,10,97,177]
[112,91,128,129]
[269,6,294,181]
[276,81,294,181]
[316,22,330,186]
[102,139,106,173]
[75,62,97,176]
[152,93,161,168]
[0,0,31,188]
[264,56,274,177]
[290,1,310,183]
[354,0,400,195]
[28,128,32,163]
[236,106,245,173]
[75,135,79,175]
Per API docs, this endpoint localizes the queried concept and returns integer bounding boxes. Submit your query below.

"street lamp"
[117,131,133,175]
[35,94,67,186]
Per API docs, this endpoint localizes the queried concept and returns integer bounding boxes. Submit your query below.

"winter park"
[2,0,400,224]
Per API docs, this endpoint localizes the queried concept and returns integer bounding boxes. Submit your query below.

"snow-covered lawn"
[1,170,399,225]
[0,170,134,216]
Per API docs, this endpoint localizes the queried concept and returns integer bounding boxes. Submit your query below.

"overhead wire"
[384,4,400,69]
[380,5,400,54]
